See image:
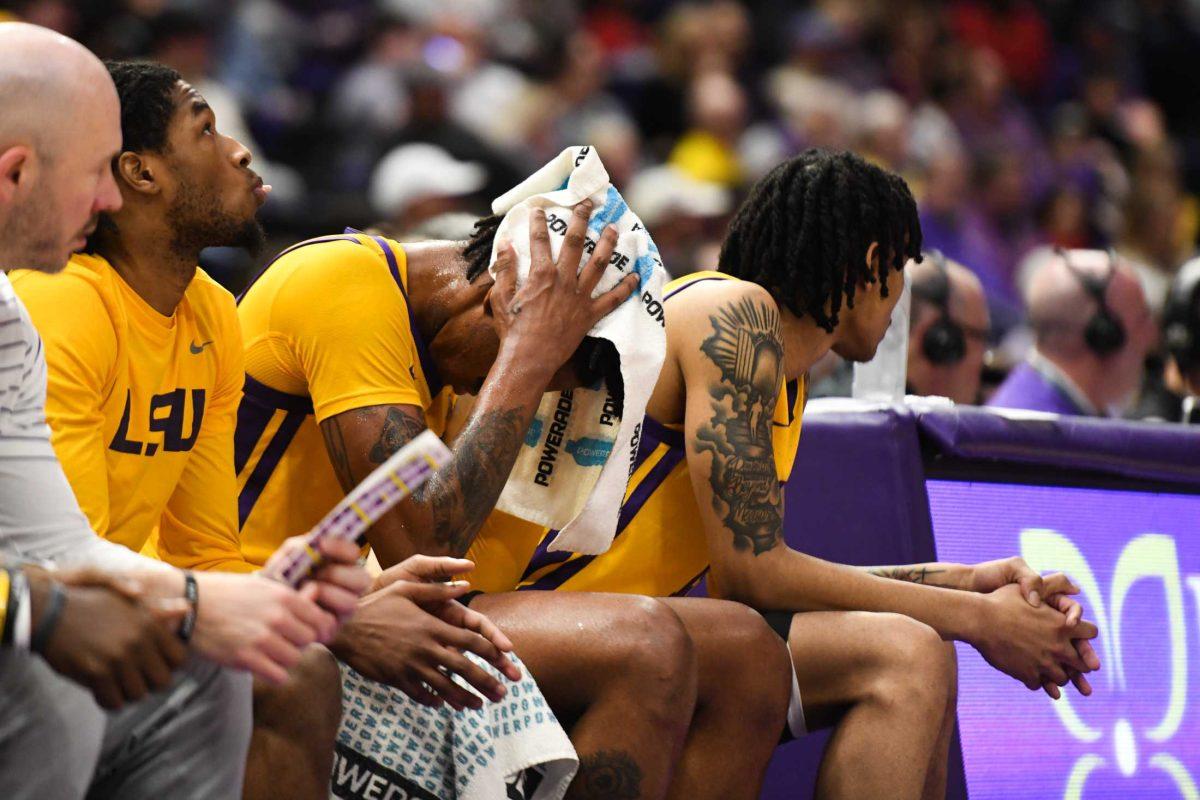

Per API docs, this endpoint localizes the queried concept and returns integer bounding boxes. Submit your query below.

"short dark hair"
[718,149,923,332]
[462,213,502,282]
[104,60,183,154]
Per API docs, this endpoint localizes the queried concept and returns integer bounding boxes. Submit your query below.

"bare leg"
[472,592,699,800]
[242,646,342,800]
[920,642,958,800]
[787,612,952,800]
[659,598,792,800]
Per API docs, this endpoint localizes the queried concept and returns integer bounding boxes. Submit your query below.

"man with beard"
[12,59,536,800]
[0,27,370,800]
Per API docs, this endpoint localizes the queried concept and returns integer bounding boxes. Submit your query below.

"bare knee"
[605,596,698,724]
[863,614,953,713]
[254,645,342,736]
[695,603,791,732]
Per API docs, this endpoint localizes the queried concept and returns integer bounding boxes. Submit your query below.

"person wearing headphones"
[989,248,1157,417]
[1163,258,1200,423]
[905,250,991,404]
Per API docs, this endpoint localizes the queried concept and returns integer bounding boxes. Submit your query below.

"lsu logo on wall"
[925,480,1200,800]
[1021,530,1197,800]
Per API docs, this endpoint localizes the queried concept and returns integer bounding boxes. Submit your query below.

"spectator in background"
[906,251,991,405]
[368,142,487,234]
[669,70,748,187]
[989,248,1156,417]
[1162,258,1200,423]
[626,164,730,276]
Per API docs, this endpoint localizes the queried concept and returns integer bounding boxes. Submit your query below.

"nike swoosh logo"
[189,340,214,355]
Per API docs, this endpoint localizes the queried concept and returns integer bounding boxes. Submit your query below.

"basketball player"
[460,152,1102,799]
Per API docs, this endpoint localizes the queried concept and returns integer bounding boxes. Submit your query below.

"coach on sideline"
[0,23,368,800]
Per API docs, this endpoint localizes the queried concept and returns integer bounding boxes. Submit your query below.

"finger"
[90,675,125,710]
[311,583,362,623]
[417,664,483,712]
[60,568,144,601]
[1069,669,1093,696]
[399,675,444,709]
[1042,681,1061,700]
[433,644,507,702]
[590,273,640,321]
[257,634,304,676]
[287,588,339,645]
[312,562,371,598]
[1074,637,1101,672]
[1042,663,1069,687]
[317,538,363,567]
[489,239,516,303]
[396,555,476,583]
[578,225,618,296]
[237,649,290,685]
[148,612,189,669]
[1072,620,1099,640]
[451,603,516,654]
[148,597,190,630]
[1017,569,1044,607]
[527,209,554,275]
[558,200,594,283]
[395,581,472,606]
[116,658,150,704]
[140,643,175,692]
[1041,573,1080,598]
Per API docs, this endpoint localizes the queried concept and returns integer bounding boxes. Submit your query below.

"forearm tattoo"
[569,751,642,800]
[868,566,949,586]
[691,297,784,556]
[322,405,525,555]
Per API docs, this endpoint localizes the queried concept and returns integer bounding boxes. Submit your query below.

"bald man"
[0,23,369,800]
[989,248,1157,417]
[906,252,991,404]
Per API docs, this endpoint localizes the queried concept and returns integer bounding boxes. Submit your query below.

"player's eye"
[202,122,214,135]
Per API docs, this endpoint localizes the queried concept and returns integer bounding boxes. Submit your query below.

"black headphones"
[912,250,967,365]
[1057,247,1127,357]
[1164,259,1200,372]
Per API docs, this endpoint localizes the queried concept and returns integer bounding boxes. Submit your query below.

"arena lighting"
[928,481,1200,800]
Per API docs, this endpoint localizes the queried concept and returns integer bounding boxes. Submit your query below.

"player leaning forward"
[459,150,1103,798]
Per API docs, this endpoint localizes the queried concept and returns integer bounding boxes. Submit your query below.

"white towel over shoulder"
[489,146,668,555]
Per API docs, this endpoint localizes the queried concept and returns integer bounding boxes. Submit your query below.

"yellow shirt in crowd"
[11,254,254,572]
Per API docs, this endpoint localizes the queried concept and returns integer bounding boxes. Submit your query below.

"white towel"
[332,653,578,800]
[488,145,668,555]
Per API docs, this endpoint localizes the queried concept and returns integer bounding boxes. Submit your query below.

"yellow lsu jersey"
[465,271,806,597]
[235,232,453,565]
[10,254,253,571]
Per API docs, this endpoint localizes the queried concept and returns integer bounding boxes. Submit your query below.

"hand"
[969,561,1102,698]
[265,536,372,624]
[332,558,520,711]
[971,583,1098,694]
[41,567,189,709]
[190,571,340,685]
[489,200,639,376]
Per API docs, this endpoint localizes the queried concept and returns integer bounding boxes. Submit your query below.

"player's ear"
[115,152,160,196]
[0,145,31,203]
[864,241,880,273]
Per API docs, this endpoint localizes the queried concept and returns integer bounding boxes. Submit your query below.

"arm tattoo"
[691,296,784,556]
[868,566,949,585]
[331,405,526,555]
[569,751,642,800]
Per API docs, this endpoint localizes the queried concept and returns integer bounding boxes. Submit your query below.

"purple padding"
[759,406,969,800]
[916,407,1200,486]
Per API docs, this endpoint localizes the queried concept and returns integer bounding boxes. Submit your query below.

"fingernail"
[1029,591,1040,607]
[447,580,470,588]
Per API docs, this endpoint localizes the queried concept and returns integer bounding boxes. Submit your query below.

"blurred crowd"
[5,0,1200,418]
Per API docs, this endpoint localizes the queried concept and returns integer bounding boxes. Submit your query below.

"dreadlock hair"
[718,149,923,333]
[105,60,183,155]
[462,213,503,282]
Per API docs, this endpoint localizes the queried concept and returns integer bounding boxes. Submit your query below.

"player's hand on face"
[488,199,639,375]
[973,583,1099,696]
[265,535,371,624]
[189,571,340,685]
[331,575,516,711]
[40,568,188,710]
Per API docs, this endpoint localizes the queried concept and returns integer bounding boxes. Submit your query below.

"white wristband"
[12,571,30,651]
